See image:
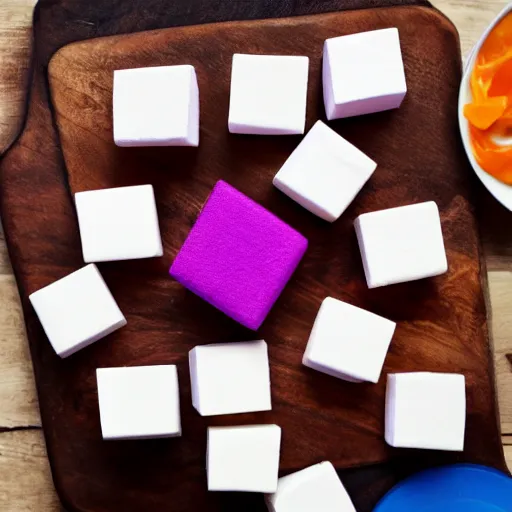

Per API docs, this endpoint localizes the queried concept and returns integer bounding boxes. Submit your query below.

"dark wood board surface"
[47,3,509,507]
[0,0,507,510]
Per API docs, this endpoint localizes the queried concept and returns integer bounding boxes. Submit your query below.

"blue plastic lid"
[373,464,512,512]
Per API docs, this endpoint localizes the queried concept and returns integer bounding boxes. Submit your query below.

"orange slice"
[465,12,512,185]
[470,126,512,184]
[464,96,508,130]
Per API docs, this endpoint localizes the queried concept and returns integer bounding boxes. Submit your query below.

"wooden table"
[0,0,510,509]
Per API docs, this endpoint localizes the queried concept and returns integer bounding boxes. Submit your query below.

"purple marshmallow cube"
[169,180,308,330]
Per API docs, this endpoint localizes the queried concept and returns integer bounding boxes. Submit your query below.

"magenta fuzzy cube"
[169,181,308,330]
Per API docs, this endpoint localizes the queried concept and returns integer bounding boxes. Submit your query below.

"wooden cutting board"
[0,0,507,510]
[42,2,506,507]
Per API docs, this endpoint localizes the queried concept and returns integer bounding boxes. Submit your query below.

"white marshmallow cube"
[113,65,199,147]
[75,184,163,263]
[323,28,407,120]
[355,201,448,288]
[189,340,271,416]
[265,461,356,512]
[228,54,309,135]
[385,372,466,451]
[29,264,126,358]
[273,120,376,222]
[97,365,181,440]
[303,297,395,383]
[207,425,281,492]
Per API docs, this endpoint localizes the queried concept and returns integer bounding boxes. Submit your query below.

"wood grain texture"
[506,445,512,467]
[434,0,510,58]
[0,0,511,510]
[0,429,61,512]
[0,0,35,153]
[0,273,39,427]
[488,271,512,434]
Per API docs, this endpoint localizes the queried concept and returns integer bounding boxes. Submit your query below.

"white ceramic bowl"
[458,2,512,211]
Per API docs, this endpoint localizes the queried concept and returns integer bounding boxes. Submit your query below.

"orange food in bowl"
[464,13,512,184]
